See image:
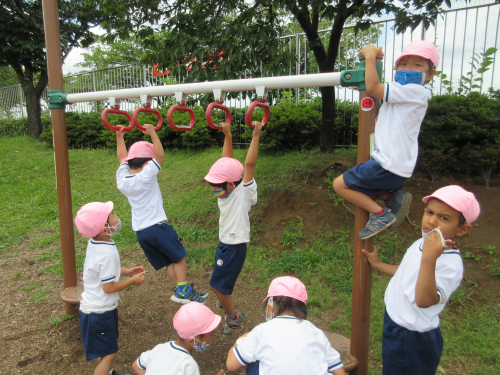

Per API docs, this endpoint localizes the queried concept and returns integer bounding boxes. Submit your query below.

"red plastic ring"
[101,105,133,131]
[245,101,270,128]
[206,102,232,130]
[167,105,196,131]
[132,103,163,131]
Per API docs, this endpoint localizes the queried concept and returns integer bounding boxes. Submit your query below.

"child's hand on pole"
[142,123,156,136]
[252,121,263,137]
[116,125,126,138]
[361,245,379,267]
[359,45,384,61]
[221,122,231,136]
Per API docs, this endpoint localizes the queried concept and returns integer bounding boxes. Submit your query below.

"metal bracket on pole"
[340,61,383,91]
[213,89,227,104]
[48,90,69,109]
[255,86,268,101]
[109,97,120,107]
[140,94,152,107]
[174,92,188,105]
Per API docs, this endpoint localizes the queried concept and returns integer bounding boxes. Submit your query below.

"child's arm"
[121,266,145,277]
[243,121,262,183]
[331,368,346,375]
[132,359,146,375]
[226,332,250,371]
[102,269,145,294]
[359,44,385,100]
[116,126,128,164]
[221,122,233,158]
[415,229,451,308]
[361,246,398,276]
[143,124,165,166]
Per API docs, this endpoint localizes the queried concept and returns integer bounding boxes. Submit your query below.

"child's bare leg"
[372,192,391,201]
[333,175,383,213]
[94,353,117,375]
[165,264,177,285]
[173,256,187,284]
[211,286,235,316]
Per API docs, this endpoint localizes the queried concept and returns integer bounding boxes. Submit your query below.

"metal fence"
[1,2,499,143]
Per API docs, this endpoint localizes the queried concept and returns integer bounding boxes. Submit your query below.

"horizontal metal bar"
[66,72,342,104]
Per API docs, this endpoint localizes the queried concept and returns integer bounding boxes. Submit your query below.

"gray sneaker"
[358,208,396,240]
[216,299,223,309]
[385,191,412,229]
[223,311,245,335]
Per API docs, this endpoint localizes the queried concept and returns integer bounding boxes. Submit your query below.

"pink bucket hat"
[204,157,244,184]
[125,141,155,161]
[395,40,440,68]
[173,302,222,339]
[75,201,114,238]
[422,185,480,224]
[263,276,308,304]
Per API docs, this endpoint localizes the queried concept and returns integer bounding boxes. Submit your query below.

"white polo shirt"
[80,239,121,308]
[116,159,167,231]
[218,179,258,245]
[136,341,199,375]
[385,238,463,332]
[371,82,432,178]
[233,316,343,374]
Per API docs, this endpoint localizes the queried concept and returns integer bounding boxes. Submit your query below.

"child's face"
[397,55,436,82]
[196,330,215,345]
[421,198,469,240]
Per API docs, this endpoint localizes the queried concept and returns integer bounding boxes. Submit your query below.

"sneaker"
[216,299,223,309]
[385,191,412,229]
[358,207,396,240]
[170,284,207,305]
[223,311,245,335]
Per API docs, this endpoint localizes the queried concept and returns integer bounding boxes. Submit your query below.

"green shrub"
[418,92,500,182]
[0,118,29,137]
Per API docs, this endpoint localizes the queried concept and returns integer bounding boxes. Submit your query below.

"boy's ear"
[425,69,436,83]
[456,223,472,237]
[227,181,235,191]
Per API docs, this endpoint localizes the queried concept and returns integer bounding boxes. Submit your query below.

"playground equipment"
[42,0,379,373]
[100,100,133,131]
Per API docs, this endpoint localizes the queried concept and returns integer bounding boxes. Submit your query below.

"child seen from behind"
[116,124,206,304]
[75,201,146,375]
[226,276,345,375]
[334,40,439,239]
[362,185,480,375]
[204,121,261,334]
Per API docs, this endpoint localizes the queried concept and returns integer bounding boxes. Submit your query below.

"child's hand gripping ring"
[206,101,232,130]
[245,100,269,128]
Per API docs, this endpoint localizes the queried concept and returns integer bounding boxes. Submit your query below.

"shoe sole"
[358,216,397,240]
[390,193,413,229]
[170,294,207,305]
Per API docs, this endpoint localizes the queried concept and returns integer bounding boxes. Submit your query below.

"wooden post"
[42,0,78,317]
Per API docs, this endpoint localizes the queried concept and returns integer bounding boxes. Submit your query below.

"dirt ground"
[1,160,499,375]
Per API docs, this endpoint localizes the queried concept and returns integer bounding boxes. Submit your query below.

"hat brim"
[204,174,226,184]
[200,314,222,335]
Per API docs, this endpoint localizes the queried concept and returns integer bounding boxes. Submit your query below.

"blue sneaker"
[358,207,396,240]
[170,284,207,305]
[385,191,412,229]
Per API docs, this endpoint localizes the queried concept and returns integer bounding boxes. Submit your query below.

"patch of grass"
[281,218,304,247]
[29,288,51,304]
[22,284,40,291]
[487,260,500,277]
[44,315,69,326]
[14,271,21,277]
[463,251,483,262]
[485,245,496,256]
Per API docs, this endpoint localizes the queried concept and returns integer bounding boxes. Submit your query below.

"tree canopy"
[0,0,113,137]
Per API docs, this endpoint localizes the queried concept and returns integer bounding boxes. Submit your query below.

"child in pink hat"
[132,302,224,375]
[334,40,440,240]
[203,121,262,335]
[116,123,207,304]
[75,201,146,375]
[362,185,480,375]
[226,276,346,375]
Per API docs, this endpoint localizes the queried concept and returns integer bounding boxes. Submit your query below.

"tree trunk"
[24,84,43,138]
[320,85,337,151]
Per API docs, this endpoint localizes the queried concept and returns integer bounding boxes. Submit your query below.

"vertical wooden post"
[42,0,78,317]
[349,62,382,375]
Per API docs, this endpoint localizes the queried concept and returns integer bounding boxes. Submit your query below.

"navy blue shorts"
[382,309,443,375]
[136,222,187,271]
[343,158,407,196]
[79,308,119,361]
[210,242,247,295]
[246,361,259,375]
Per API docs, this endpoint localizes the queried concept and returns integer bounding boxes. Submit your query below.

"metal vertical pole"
[18,84,25,118]
[42,0,78,317]
[349,60,381,375]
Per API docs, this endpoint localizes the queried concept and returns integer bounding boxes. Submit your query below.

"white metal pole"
[66,72,342,104]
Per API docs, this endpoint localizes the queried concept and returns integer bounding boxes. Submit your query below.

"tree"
[0,1,112,138]
[76,37,145,70]
[96,0,453,150]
